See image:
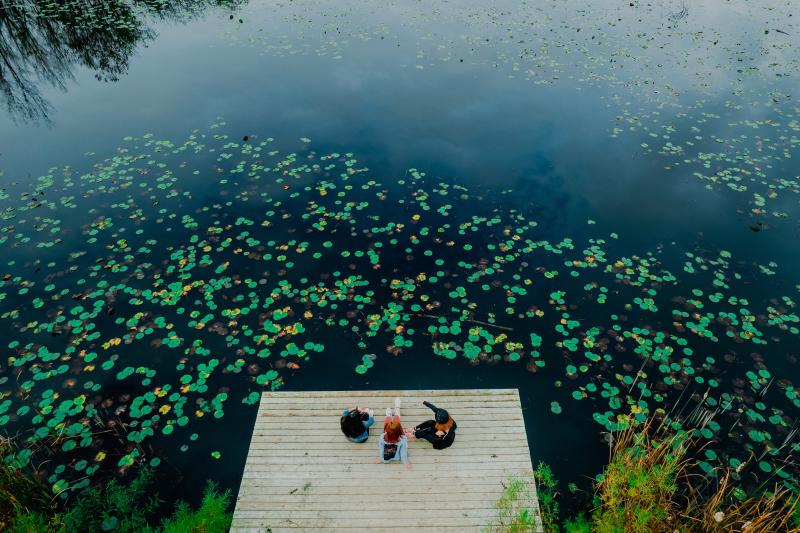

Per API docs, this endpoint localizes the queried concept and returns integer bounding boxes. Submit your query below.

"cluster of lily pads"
[1,120,798,499]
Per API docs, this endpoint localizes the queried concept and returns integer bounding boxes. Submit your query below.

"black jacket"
[414,419,457,449]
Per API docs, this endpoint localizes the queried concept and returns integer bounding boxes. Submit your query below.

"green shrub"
[60,467,161,533]
[563,513,590,533]
[0,438,54,530]
[2,439,232,533]
[488,420,800,532]
[591,427,685,533]
[8,468,161,533]
[6,510,52,533]
[534,462,559,532]
[161,481,232,533]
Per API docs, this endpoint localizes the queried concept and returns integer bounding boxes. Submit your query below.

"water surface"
[1,0,799,512]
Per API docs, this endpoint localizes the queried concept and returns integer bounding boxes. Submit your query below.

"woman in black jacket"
[409,401,456,449]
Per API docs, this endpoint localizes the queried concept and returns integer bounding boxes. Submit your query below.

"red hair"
[384,417,404,443]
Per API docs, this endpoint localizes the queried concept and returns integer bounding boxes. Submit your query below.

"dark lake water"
[1,0,799,515]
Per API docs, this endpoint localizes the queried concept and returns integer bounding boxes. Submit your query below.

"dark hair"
[341,409,366,438]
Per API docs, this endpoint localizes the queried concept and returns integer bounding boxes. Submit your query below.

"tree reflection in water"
[0,1,245,123]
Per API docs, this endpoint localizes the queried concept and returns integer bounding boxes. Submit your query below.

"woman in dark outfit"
[340,407,374,443]
[409,401,456,449]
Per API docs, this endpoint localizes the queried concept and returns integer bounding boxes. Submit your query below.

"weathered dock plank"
[231,389,541,532]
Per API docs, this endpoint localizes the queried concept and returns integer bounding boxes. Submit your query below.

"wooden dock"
[231,389,541,532]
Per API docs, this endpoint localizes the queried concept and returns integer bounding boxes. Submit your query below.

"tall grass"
[487,472,542,532]
[682,470,799,531]
[489,420,800,532]
[161,482,233,533]
[0,437,54,530]
[592,421,800,532]
[591,423,689,532]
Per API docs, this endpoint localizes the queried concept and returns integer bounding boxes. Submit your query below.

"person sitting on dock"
[408,401,457,450]
[341,407,374,443]
[377,398,409,466]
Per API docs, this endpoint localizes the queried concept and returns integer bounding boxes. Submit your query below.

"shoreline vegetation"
[489,420,800,533]
[6,417,800,532]
[1,438,232,533]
